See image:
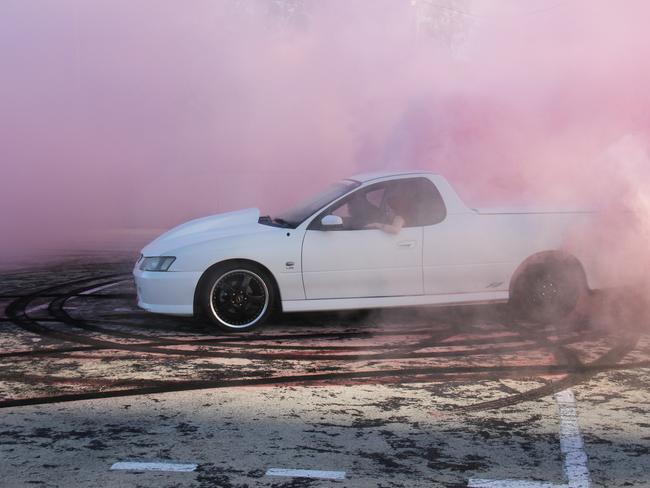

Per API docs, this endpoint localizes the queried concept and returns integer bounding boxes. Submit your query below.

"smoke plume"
[1,0,650,275]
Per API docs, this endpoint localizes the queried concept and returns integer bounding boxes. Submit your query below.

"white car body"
[133,171,602,317]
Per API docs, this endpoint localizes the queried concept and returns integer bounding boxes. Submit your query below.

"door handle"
[397,240,416,248]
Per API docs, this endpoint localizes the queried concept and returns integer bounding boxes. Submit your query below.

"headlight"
[139,256,176,272]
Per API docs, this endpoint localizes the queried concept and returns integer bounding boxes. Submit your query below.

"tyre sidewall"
[199,262,275,332]
[512,262,583,324]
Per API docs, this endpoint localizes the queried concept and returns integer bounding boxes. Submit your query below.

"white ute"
[133,170,601,331]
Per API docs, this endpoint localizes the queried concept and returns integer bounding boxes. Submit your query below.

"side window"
[331,185,387,230]
[364,187,384,208]
[381,178,446,227]
[308,177,446,230]
[310,184,387,231]
[411,178,446,226]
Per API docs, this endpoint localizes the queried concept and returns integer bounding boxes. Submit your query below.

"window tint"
[326,185,387,230]
[381,178,445,227]
[309,177,446,230]
[273,180,360,227]
[409,178,446,226]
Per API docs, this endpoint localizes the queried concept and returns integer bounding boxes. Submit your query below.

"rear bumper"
[133,268,201,316]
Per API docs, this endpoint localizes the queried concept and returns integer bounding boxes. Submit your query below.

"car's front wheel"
[199,262,275,332]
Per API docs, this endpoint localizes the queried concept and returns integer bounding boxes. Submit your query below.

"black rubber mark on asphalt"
[8,277,468,362]
[9,275,462,353]
[0,272,644,410]
[456,335,640,411]
[0,293,132,298]
[3,359,650,409]
[0,346,101,359]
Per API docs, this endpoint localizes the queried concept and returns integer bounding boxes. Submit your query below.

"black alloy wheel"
[201,263,275,331]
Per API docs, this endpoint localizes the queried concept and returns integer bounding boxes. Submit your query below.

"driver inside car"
[365,187,416,235]
[346,191,383,230]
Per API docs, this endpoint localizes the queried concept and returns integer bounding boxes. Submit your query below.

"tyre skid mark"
[2,359,649,409]
[455,336,639,412]
[1,274,644,410]
[18,281,467,361]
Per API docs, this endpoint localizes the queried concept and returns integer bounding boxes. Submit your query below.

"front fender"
[172,229,307,303]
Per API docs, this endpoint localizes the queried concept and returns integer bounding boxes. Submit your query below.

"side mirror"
[320,215,343,228]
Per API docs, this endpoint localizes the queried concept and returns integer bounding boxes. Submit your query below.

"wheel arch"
[193,258,282,317]
[508,250,589,299]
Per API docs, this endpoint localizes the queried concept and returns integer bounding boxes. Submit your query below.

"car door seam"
[299,228,309,300]
[421,225,425,295]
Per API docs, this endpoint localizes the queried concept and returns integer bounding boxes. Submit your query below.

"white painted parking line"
[468,388,591,488]
[555,389,592,488]
[110,461,198,472]
[266,468,346,480]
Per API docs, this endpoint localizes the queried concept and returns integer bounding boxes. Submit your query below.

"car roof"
[347,170,437,183]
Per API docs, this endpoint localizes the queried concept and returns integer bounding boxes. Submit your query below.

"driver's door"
[301,181,423,299]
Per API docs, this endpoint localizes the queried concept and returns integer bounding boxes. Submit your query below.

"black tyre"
[511,261,585,324]
[199,262,275,332]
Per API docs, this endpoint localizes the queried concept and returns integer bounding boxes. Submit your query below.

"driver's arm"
[365,215,405,234]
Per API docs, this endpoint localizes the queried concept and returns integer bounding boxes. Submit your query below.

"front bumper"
[133,267,202,316]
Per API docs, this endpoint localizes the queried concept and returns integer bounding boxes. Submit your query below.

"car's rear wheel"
[200,262,275,332]
[511,260,586,324]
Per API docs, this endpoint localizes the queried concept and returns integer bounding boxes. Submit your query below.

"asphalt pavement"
[1,253,649,487]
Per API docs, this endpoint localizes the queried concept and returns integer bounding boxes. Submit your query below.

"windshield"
[271,180,360,228]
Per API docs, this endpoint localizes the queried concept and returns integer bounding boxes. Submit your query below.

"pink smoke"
[1,0,650,264]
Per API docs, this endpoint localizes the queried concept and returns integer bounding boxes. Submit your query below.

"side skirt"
[281,291,509,313]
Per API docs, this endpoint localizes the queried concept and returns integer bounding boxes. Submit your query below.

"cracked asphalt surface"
[1,253,649,487]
